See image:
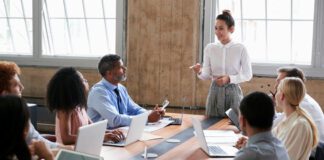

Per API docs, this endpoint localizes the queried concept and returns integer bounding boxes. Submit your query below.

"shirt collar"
[101,78,119,91]
[247,131,273,145]
[219,40,235,48]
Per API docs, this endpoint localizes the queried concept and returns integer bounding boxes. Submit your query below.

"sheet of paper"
[139,132,163,141]
[117,119,173,132]
[203,130,236,137]
[145,119,173,132]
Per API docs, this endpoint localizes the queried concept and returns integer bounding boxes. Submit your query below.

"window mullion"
[81,0,92,53]
[265,0,268,62]
[101,0,110,52]
[240,0,243,42]
[20,0,32,51]
[33,0,42,58]
[312,0,324,68]
[116,0,126,58]
[62,0,73,54]
[290,0,293,63]
[43,0,54,53]
[3,0,16,52]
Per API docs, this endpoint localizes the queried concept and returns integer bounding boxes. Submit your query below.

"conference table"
[100,113,237,160]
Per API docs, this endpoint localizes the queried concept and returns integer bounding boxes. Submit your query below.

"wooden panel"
[180,0,199,107]
[20,67,56,97]
[126,0,200,107]
[141,0,161,104]
[195,80,210,107]
[169,0,183,106]
[158,0,172,103]
[126,0,142,101]
[20,67,100,98]
[304,79,324,111]
[240,77,276,95]
[20,66,324,112]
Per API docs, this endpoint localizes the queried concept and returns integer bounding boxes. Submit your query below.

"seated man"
[234,92,289,160]
[0,61,59,149]
[87,54,164,129]
[273,67,324,143]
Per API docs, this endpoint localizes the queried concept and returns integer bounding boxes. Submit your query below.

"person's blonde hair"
[278,77,319,148]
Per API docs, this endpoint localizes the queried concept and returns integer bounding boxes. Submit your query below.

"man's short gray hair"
[98,54,121,77]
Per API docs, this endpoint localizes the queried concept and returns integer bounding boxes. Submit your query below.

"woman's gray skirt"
[205,81,243,117]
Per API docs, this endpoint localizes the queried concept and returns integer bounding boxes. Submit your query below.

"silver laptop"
[75,120,108,156]
[103,112,149,147]
[170,106,184,125]
[191,118,238,157]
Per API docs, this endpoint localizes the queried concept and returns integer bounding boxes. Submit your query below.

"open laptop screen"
[75,120,108,156]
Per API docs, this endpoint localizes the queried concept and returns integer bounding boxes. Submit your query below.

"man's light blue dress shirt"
[26,121,58,149]
[87,78,146,129]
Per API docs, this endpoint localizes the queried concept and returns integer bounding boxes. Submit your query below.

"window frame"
[0,0,125,68]
[202,0,324,78]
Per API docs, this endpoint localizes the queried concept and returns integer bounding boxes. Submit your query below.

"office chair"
[315,142,324,160]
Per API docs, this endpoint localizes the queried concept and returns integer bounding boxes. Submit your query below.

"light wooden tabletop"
[100,113,235,160]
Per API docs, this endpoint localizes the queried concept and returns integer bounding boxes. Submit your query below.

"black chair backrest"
[315,142,324,160]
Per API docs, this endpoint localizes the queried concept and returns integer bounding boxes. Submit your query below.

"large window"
[203,0,324,77]
[0,0,124,68]
[0,0,32,55]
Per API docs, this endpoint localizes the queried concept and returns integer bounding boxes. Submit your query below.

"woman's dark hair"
[46,67,87,113]
[0,95,31,160]
[239,92,274,130]
[216,10,235,28]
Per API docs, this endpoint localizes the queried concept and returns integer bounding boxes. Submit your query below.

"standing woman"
[191,10,252,117]
[273,77,318,160]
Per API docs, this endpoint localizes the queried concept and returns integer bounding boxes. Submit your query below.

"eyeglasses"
[82,78,88,83]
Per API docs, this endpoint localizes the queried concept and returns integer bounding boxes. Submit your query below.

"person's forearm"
[61,134,77,145]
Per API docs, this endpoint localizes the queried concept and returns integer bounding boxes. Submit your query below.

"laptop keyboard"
[170,118,182,125]
[106,140,125,145]
[208,146,227,155]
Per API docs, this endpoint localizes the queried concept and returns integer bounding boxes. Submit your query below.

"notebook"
[103,112,149,147]
[191,117,238,157]
[74,120,108,156]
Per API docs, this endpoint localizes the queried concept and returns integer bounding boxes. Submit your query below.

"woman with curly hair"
[46,67,124,145]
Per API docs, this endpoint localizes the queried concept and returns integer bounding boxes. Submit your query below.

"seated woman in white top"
[272,77,318,160]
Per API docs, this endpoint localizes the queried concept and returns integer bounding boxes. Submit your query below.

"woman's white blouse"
[198,41,252,84]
